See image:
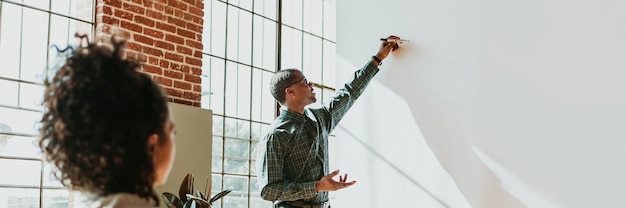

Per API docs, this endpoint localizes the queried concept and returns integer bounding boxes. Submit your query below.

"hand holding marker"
[380,38,410,44]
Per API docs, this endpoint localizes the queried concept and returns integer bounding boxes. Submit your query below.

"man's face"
[288,71,316,105]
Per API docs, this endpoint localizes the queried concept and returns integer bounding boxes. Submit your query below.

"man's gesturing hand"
[315,170,357,192]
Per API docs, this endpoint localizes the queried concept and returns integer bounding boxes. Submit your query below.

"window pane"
[213,156,223,172]
[0,135,39,159]
[210,174,224,207]
[0,159,41,187]
[250,123,268,142]
[322,88,335,106]
[224,138,249,159]
[210,57,226,114]
[51,0,71,16]
[0,4,23,80]
[323,0,336,41]
[42,162,63,188]
[280,27,302,69]
[70,0,95,22]
[223,195,248,208]
[254,0,277,20]
[224,158,249,174]
[224,117,237,138]
[210,1,227,57]
[253,16,277,71]
[312,86,323,106]
[303,0,323,36]
[224,63,251,119]
[322,40,336,88]
[0,80,18,106]
[23,0,49,11]
[0,187,40,208]
[302,34,322,84]
[238,10,252,65]
[0,107,41,135]
[251,69,274,123]
[42,189,70,207]
[282,0,302,29]
[20,8,49,84]
[213,115,224,136]
[19,83,44,111]
[213,136,224,157]
[230,0,252,11]
[223,175,248,193]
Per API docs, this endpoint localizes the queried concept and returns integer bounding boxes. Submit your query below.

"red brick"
[154,2,164,11]
[180,65,191,73]
[155,40,175,51]
[193,84,202,93]
[156,22,176,33]
[100,5,113,15]
[168,0,188,10]
[153,76,173,86]
[137,54,148,62]
[144,27,164,39]
[123,2,145,14]
[192,102,200,107]
[193,50,202,58]
[185,57,202,67]
[130,0,141,4]
[160,60,170,68]
[186,39,202,50]
[165,87,183,97]
[165,6,174,15]
[191,67,202,75]
[102,15,120,25]
[143,65,163,75]
[186,22,202,33]
[174,80,192,90]
[183,91,200,100]
[164,70,183,79]
[195,0,203,8]
[165,34,184,44]
[148,56,159,65]
[135,16,155,27]
[184,74,202,84]
[176,45,193,55]
[167,16,186,28]
[188,6,203,16]
[121,20,142,33]
[181,0,195,5]
[174,9,184,18]
[114,10,134,21]
[183,13,203,25]
[104,0,122,8]
[165,52,184,62]
[146,10,164,20]
[170,63,181,71]
[133,34,154,45]
[142,0,154,7]
[142,46,164,57]
[177,28,195,39]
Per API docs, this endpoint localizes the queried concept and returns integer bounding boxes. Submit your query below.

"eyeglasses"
[287,77,310,87]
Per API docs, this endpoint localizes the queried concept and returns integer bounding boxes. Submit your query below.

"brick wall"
[95,0,204,107]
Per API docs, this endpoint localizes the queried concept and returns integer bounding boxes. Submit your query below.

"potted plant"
[162,173,232,208]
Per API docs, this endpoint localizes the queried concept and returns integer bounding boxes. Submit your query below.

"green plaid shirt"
[255,61,380,204]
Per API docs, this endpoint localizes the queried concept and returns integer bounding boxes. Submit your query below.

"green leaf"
[209,189,232,205]
[179,173,193,203]
[162,192,183,208]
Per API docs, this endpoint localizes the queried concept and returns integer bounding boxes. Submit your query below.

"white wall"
[155,103,212,207]
[336,0,626,207]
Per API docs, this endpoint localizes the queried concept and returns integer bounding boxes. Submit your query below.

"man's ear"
[285,87,294,95]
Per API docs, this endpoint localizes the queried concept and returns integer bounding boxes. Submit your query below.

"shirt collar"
[279,108,306,123]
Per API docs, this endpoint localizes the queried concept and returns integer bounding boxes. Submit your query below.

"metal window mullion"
[220,3,229,208]
[247,8,256,208]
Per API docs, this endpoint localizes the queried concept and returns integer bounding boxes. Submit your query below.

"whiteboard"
[336,0,626,207]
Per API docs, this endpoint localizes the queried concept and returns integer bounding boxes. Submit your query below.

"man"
[255,36,401,208]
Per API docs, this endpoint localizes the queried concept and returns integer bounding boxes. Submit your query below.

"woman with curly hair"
[39,34,176,207]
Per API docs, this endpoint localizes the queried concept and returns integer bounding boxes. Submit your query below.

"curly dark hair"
[39,34,169,205]
[270,68,300,104]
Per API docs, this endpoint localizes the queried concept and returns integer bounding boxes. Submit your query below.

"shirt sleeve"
[322,61,380,131]
[257,131,318,201]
